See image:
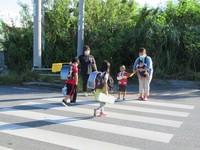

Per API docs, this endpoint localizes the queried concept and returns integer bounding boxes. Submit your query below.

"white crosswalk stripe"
[0,98,194,150]
[44,98,190,117]
[124,100,194,109]
[20,102,183,128]
[0,146,13,150]
[0,107,173,143]
[0,121,137,150]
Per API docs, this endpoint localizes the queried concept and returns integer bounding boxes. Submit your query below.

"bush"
[0,73,21,85]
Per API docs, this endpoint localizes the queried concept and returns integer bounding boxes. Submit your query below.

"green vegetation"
[0,73,21,85]
[0,0,200,81]
[0,70,60,85]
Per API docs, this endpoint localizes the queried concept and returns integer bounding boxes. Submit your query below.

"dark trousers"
[70,85,77,103]
[81,74,89,92]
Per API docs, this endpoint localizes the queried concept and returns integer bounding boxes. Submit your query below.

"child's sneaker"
[94,109,100,117]
[62,99,68,107]
[123,97,126,100]
[116,97,120,100]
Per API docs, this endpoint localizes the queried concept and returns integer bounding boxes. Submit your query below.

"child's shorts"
[118,85,127,92]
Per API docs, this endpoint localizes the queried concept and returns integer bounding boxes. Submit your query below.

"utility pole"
[42,0,45,52]
[33,0,42,68]
[77,0,85,56]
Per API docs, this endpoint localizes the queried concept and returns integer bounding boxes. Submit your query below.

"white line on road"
[43,98,190,117]
[125,100,194,110]
[0,121,137,150]
[0,146,13,150]
[20,102,183,128]
[0,108,173,143]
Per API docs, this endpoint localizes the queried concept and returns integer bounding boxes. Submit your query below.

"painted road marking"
[0,107,173,143]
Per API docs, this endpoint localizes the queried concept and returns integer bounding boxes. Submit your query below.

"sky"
[0,0,169,26]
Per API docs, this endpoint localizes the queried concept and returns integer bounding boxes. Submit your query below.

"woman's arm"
[91,56,98,71]
[92,64,97,71]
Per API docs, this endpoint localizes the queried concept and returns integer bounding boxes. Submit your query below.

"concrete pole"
[42,0,45,52]
[77,0,85,56]
[33,0,42,68]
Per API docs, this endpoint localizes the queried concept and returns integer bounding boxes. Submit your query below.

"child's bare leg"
[117,91,121,99]
[123,91,126,100]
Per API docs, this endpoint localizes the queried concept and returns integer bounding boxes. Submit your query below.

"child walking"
[62,57,79,106]
[94,60,111,117]
[117,65,132,100]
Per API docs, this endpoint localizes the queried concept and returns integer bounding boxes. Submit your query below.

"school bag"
[95,72,105,89]
[87,71,114,90]
[60,65,74,80]
[96,72,114,90]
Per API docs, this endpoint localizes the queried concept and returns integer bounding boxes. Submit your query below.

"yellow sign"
[52,62,70,72]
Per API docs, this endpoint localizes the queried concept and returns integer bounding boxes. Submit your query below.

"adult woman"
[133,48,153,101]
[79,45,97,96]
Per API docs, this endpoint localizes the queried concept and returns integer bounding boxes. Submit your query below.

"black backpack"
[95,72,114,90]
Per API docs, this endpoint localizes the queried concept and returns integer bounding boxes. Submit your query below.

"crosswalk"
[0,146,13,150]
[0,97,194,150]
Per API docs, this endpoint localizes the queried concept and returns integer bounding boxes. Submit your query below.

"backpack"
[60,65,74,80]
[95,72,114,90]
[95,72,105,89]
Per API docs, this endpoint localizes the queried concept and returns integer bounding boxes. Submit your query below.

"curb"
[151,79,200,88]
[22,82,63,89]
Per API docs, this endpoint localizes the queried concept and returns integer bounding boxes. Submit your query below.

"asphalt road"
[0,85,199,150]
